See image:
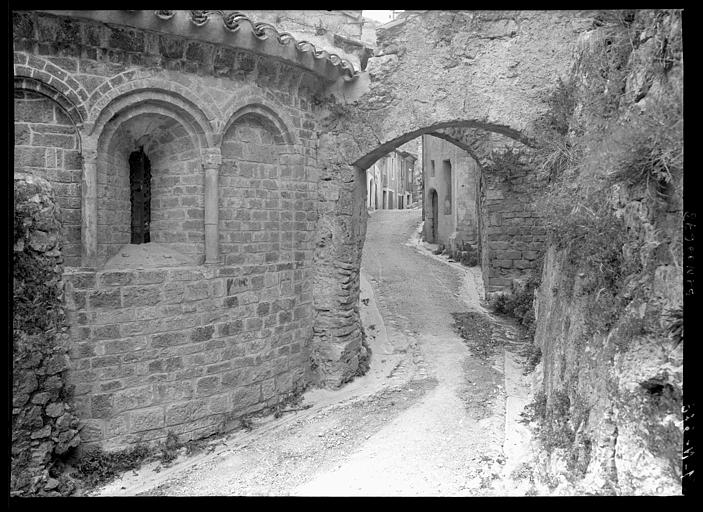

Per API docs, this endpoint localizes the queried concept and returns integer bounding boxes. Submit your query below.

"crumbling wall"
[479,154,545,295]
[309,158,367,388]
[14,89,82,267]
[13,174,81,496]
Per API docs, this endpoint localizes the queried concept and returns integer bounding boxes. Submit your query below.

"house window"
[129,147,151,244]
[442,159,452,215]
[430,160,435,177]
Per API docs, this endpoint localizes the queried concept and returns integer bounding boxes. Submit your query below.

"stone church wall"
[13,10,330,449]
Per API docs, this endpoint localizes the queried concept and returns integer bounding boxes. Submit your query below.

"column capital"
[201,147,222,168]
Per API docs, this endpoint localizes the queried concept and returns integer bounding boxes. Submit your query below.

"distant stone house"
[366,149,416,210]
[421,134,480,256]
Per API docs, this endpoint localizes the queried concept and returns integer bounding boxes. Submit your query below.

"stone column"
[202,147,222,265]
[81,143,98,267]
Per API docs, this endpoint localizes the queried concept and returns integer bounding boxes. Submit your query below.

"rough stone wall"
[14,89,82,267]
[13,174,81,496]
[329,10,596,170]
[310,153,366,387]
[479,162,545,294]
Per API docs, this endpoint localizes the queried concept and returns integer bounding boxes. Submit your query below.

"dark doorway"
[428,188,438,243]
[129,147,151,244]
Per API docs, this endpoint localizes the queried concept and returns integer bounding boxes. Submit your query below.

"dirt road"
[94,209,536,496]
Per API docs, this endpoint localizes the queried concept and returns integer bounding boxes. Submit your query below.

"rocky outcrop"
[13,174,81,496]
[530,9,683,495]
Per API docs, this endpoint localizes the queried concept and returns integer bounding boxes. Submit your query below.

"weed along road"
[95,209,533,496]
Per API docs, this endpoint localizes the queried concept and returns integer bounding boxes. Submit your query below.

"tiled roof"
[143,10,360,80]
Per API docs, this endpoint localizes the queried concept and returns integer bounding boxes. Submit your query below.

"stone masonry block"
[91,354,122,368]
[208,393,229,414]
[191,325,215,343]
[102,337,148,355]
[65,272,97,289]
[231,385,261,410]
[90,393,113,419]
[98,271,134,287]
[164,399,209,426]
[260,378,276,402]
[221,367,251,388]
[151,331,189,349]
[162,283,185,303]
[122,286,162,307]
[184,281,209,301]
[93,324,120,340]
[218,320,243,337]
[89,289,121,309]
[196,376,220,397]
[502,250,522,260]
[92,308,136,325]
[513,259,532,269]
[113,385,153,413]
[155,381,194,403]
[130,406,165,432]
[245,317,263,331]
[133,270,167,285]
[105,414,130,438]
[223,296,239,308]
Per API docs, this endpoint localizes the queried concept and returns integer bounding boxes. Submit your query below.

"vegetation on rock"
[525,9,683,494]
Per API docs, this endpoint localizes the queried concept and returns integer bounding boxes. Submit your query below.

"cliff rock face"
[531,10,683,495]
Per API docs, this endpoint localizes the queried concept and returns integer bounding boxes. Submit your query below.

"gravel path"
[94,209,535,496]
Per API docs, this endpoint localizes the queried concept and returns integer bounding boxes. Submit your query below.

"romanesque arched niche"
[94,98,211,268]
[14,78,83,266]
[217,103,311,399]
[219,105,299,267]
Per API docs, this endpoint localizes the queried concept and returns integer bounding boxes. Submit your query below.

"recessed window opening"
[430,160,435,177]
[129,147,151,244]
[443,159,452,215]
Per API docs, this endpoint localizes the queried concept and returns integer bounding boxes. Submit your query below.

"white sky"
[363,10,397,23]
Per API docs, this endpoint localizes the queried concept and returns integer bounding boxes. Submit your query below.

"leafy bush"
[488,273,540,337]
[74,444,152,489]
[523,344,542,375]
[520,390,547,424]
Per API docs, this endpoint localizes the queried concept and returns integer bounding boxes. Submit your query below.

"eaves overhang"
[37,9,362,83]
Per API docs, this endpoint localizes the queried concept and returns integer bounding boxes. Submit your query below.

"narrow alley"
[93,209,534,497]
[12,10,685,498]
